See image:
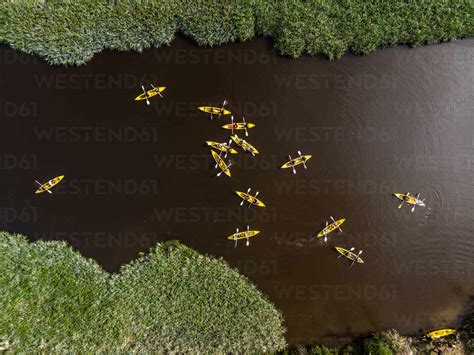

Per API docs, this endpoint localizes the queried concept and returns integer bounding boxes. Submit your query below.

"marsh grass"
[0,232,286,352]
[0,0,472,65]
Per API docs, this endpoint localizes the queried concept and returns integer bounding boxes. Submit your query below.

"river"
[0,36,473,344]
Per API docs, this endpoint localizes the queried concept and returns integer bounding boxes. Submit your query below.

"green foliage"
[362,337,393,355]
[0,0,472,65]
[308,343,333,354]
[461,303,474,353]
[362,330,413,355]
[377,329,410,353]
[0,232,286,352]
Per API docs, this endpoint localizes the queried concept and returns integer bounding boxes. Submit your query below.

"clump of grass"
[0,0,472,65]
[362,329,414,354]
[378,329,411,354]
[362,336,394,355]
[0,232,286,352]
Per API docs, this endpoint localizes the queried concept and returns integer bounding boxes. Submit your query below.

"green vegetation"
[1,0,472,65]
[362,330,407,355]
[460,301,474,353]
[0,232,286,352]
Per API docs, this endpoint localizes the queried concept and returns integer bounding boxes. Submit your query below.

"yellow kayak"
[35,175,64,194]
[134,86,166,101]
[198,106,231,116]
[393,193,417,205]
[335,247,364,264]
[426,329,456,339]
[205,141,238,154]
[230,135,259,156]
[317,219,345,238]
[227,229,261,240]
[211,150,231,177]
[222,122,255,130]
[281,155,312,169]
[235,191,265,207]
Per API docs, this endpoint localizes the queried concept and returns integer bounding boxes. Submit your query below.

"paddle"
[240,188,251,206]
[234,227,239,248]
[217,99,227,120]
[249,191,259,208]
[298,150,307,169]
[141,85,150,105]
[330,216,343,233]
[411,193,420,212]
[243,117,249,137]
[288,155,296,174]
[35,180,52,194]
[351,250,363,267]
[151,84,163,98]
[323,220,329,242]
[214,150,221,168]
[224,139,233,158]
[398,192,410,209]
[230,116,235,135]
[217,162,232,177]
[246,225,250,246]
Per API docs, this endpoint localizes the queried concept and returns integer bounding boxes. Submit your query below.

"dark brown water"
[1,37,473,344]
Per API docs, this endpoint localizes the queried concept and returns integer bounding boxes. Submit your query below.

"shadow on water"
[0,35,473,344]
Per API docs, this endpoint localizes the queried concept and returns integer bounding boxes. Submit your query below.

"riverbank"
[1,233,473,353]
[282,304,474,354]
[0,232,286,352]
[1,0,472,65]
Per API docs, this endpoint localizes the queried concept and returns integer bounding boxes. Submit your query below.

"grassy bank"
[0,0,472,65]
[281,313,474,355]
[0,232,286,352]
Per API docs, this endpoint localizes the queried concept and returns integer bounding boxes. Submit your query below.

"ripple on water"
[405,185,474,281]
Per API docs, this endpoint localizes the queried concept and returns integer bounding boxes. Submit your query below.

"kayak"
[230,135,259,155]
[205,141,238,154]
[35,175,64,194]
[317,219,345,238]
[198,106,231,116]
[393,193,417,205]
[281,155,312,169]
[134,87,166,101]
[211,150,231,177]
[426,329,456,339]
[335,247,364,264]
[235,191,266,207]
[222,122,255,130]
[227,229,261,240]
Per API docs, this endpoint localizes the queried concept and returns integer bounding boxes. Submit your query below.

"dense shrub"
[363,337,393,355]
[460,303,474,353]
[0,232,286,352]
[0,0,472,65]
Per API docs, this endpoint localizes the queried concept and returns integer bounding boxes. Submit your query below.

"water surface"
[1,37,473,344]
